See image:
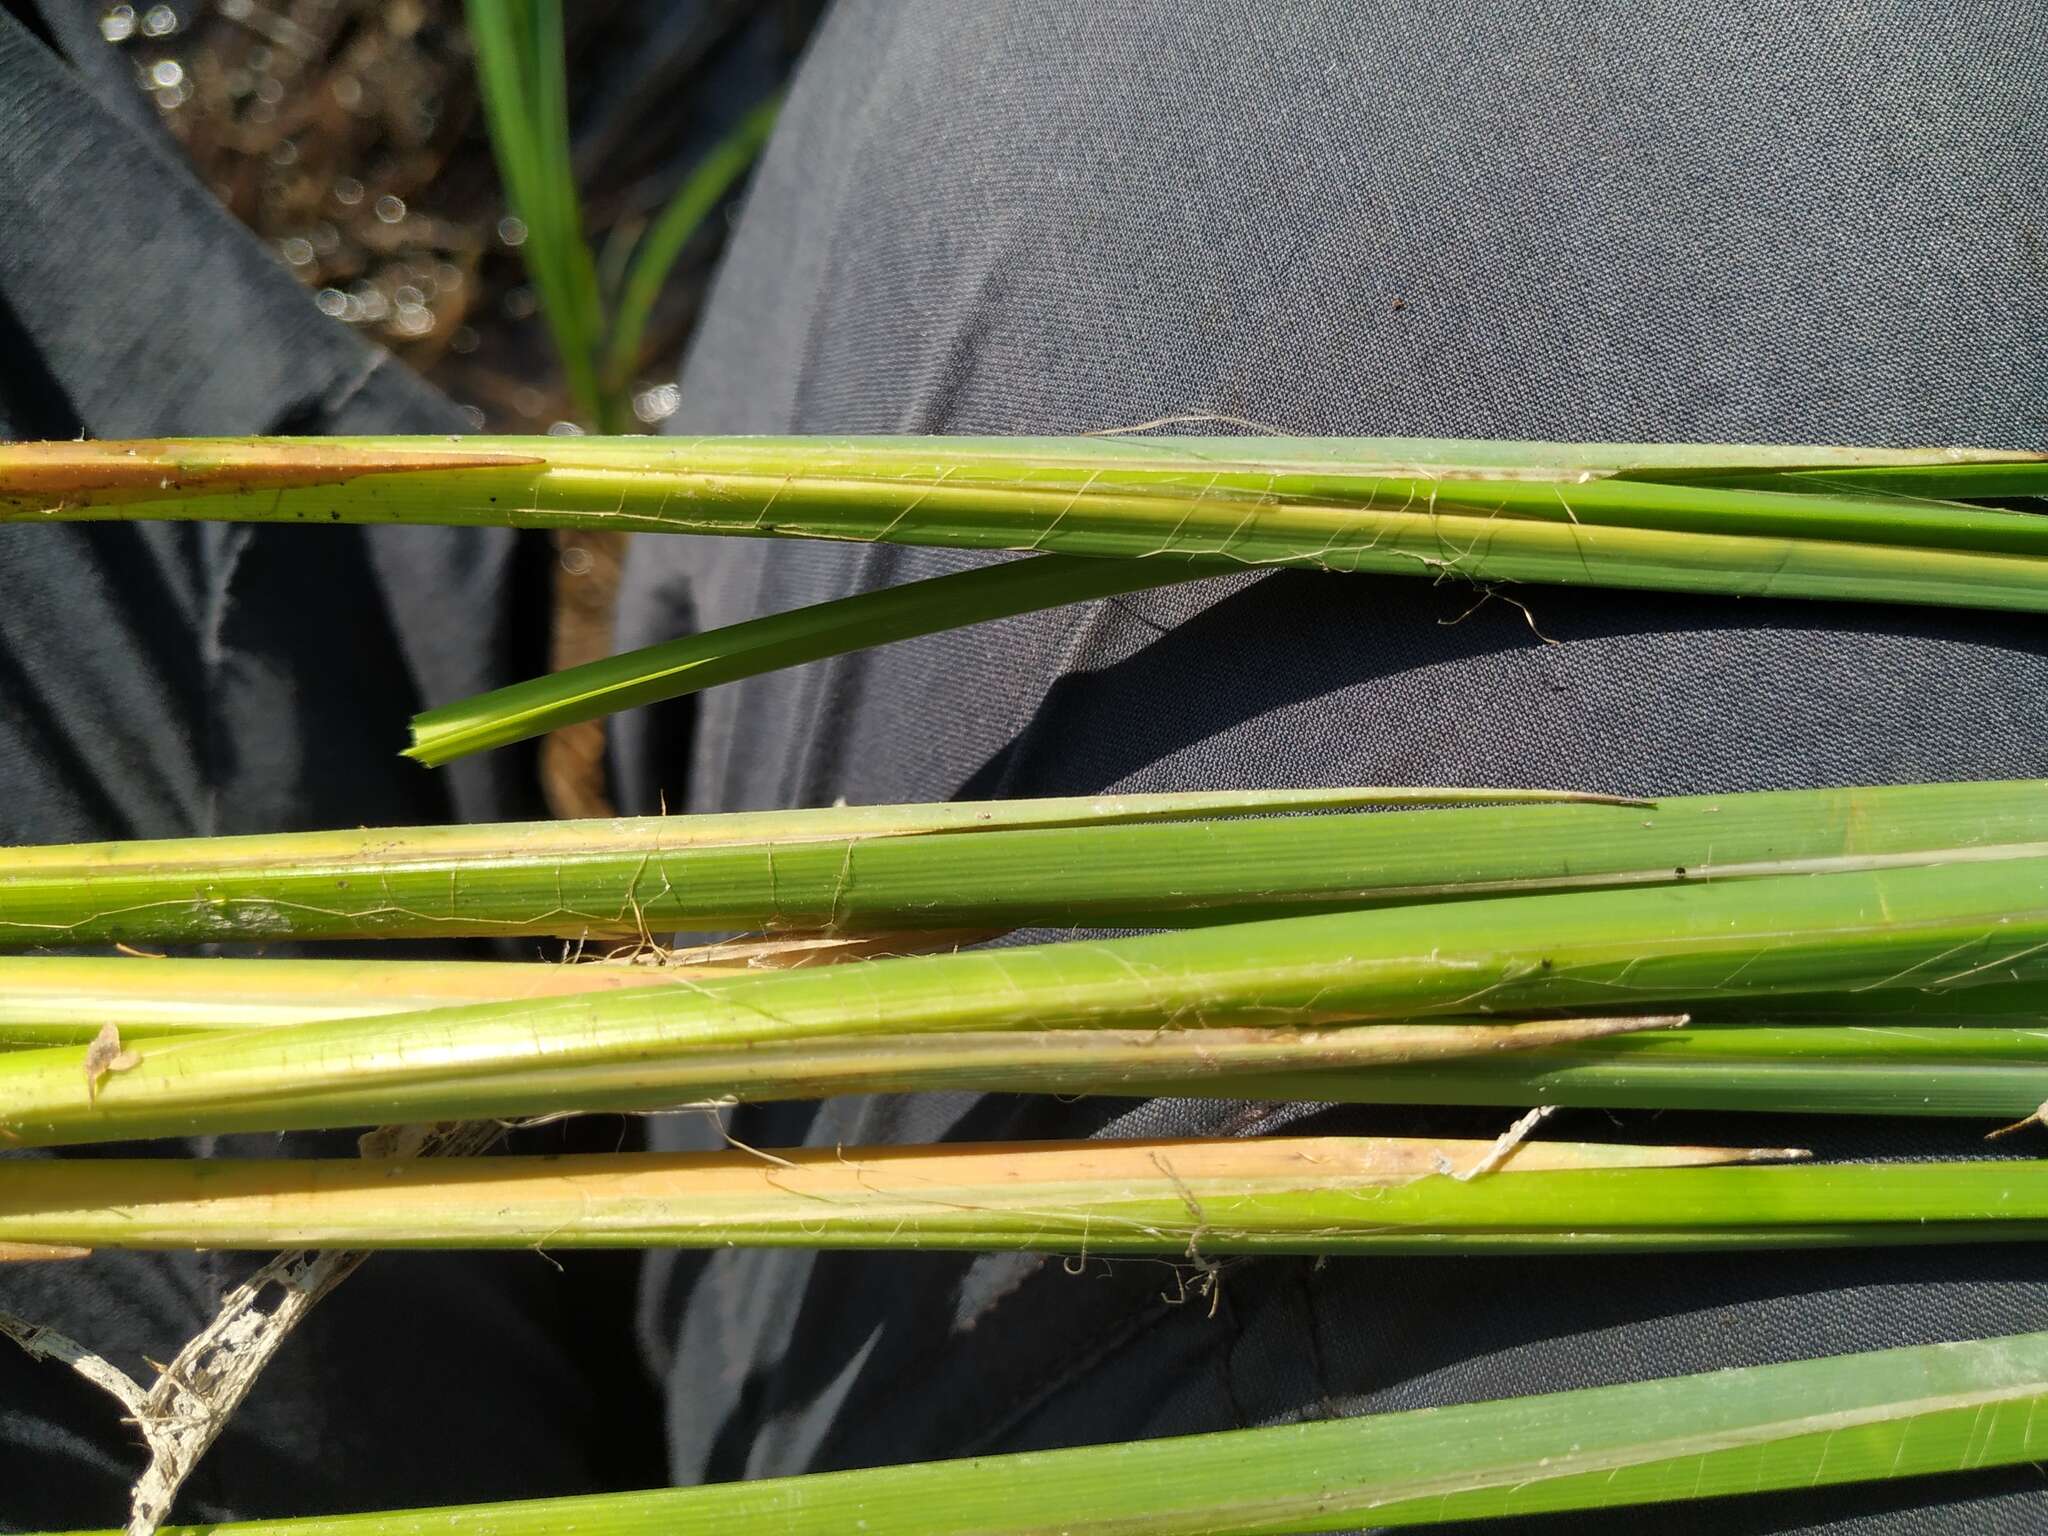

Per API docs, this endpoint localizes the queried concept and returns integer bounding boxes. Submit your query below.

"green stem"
[0,779,2035,946]
[8,438,2048,610]
[1195,1020,2048,1120]
[9,854,2048,1144]
[53,1148,2048,1260]
[0,1136,1826,1253]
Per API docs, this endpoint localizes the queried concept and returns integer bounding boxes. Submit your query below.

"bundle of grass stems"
[3,433,2048,1534]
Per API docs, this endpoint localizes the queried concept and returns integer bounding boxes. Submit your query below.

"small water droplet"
[279,236,315,267]
[256,76,284,105]
[374,194,406,224]
[457,404,487,431]
[633,383,682,424]
[314,288,349,318]
[392,302,433,336]
[449,326,480,355]
[547,421,586,437]
[148,58,183,88]
[502,286,537,320]
[332,177,364,207]
[140,5,177,38]
[496,215,528,247]
[99,6,136,43]
[332,75,363,112]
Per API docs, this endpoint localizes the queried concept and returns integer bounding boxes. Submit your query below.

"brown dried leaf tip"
[1986,1100,2048,1141]
[84,1021,142,1104]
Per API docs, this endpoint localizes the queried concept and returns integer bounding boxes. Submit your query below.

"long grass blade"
[0,1135,1871,1254]
[9,853,2048,1144]
[100,1331,2048,1534]
[1191,1020,2048,1120]
[406,553,1205,764]
[1,1013,1680,1107]
[10,969,2039,1118]
[463,2,609,426]
[34,1145,2048,1258]
[0,778,2034,946]
[7,437,2048,610]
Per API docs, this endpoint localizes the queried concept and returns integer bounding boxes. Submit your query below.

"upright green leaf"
[464,2,608,426]
[600,96,780,400]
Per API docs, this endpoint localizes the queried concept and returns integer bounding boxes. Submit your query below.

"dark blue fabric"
[615,2,2048,1531]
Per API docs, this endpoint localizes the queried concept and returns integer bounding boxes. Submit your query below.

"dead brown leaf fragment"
[0,1242,91,1263]
[84,1021,142,1103]
[1986,1100,2048,1140]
